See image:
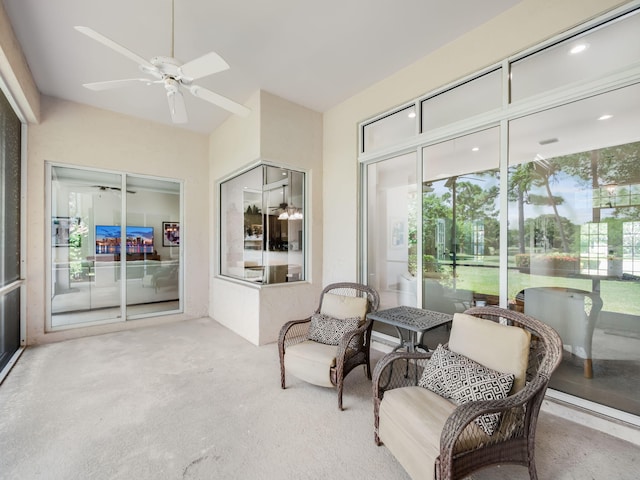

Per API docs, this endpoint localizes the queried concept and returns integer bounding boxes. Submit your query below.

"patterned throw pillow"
[308,313,361,348]
[419,344,514,436]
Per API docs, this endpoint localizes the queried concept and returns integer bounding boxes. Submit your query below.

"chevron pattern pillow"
[419,344,515,435]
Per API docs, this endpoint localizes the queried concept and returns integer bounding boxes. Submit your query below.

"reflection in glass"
[50,166,181,327]
[508,87,640,415]
[421,128,500,314]
[220,164,305,284]
[362,105,417,153]
[126,176,180,317]
[421,68,502,132]
[365,152,417,315]
[511,9,640,101]
[51,167,123,326]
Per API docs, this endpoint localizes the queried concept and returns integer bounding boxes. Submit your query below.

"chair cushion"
[379,386,454,480]
[320,293,368,321]
[419,345,514,436]
[308,313,360,348]
[284,340,337,388]
[447,313,530,393]
[379,386,518,479]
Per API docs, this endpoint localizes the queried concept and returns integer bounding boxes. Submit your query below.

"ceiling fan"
[92,185,136,194]
[74,0,249,124]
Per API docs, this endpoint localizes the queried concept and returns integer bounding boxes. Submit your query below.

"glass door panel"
[51,167,123,327]
[507,84,640,416]
[421,128,500,314]
[125,176,181,316]
[365,152,417,310]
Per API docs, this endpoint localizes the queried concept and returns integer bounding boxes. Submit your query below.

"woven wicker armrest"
[372,351,432,400]
[438,373,549,462]
[278,317,311,351]
[336,318,372,356]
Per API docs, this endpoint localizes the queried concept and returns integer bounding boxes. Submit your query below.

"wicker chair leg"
[279,358,286,389]
[337,380,344,410]
[528,460,538,480]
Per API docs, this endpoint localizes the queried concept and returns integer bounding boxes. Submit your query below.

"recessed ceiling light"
[598,114,613,121]
[471,147,479,152]
[408,111,416,119]
[569,43,588,55]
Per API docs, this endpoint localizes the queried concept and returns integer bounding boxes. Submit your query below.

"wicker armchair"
[373,306,562,480]
[278,282,380,410]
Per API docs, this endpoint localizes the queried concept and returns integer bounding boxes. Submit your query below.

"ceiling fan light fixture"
[74,2,250,124]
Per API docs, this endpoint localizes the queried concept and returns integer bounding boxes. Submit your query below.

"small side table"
[367,306,453,353]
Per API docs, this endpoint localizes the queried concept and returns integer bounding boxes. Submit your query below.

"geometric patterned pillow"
[418,344,452,397]
[308,313,361,349]
[419,344,514,436]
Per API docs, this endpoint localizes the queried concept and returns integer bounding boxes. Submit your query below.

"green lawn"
[445,264,640,315]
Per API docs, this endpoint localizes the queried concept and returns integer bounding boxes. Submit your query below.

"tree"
[508,163,535,254]
[530,160,571,252]
[453,180,499,254]
[524,214,577,251]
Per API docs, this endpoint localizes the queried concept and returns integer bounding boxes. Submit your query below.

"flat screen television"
[95,225,154,254]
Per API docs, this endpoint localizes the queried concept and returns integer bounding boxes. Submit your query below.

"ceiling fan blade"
[83,78,153,91]
[167,90,188,124]
[179,52,230,80]
[189,85,250,117]
[75,26,155,70]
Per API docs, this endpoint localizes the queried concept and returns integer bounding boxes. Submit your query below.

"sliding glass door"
[507,85,640,415]
[49,165,181,328]
[359,6,640,420]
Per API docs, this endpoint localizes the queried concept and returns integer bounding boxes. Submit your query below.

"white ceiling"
[3,0,521,134]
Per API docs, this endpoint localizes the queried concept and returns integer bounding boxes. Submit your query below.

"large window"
[220,164,305,284]
[507,84,640,416]
[421,128,500,313]
[511,9,640,101]
[421,69,502,132]
[365,152,416,311]
[49,165,181,328]
[360,6,640,421]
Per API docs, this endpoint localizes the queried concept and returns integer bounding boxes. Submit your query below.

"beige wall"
[322,0,629,285]
[26,96,210,344]
[0,2,39,123]
[209,91,323,345]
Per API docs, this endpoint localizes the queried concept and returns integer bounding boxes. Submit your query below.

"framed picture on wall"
[162,221,180,247]
[52,216,81,247]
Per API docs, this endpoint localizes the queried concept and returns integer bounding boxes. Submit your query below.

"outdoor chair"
[521,286,602,378]
[278,282,380,410]
[373,306,562,480]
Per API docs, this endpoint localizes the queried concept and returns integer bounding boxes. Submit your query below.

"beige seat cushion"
[379,387,456,480]
[379,386,521,479]
[284,340,337,388]
[320,293,368,322]
[448,313,531,392]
